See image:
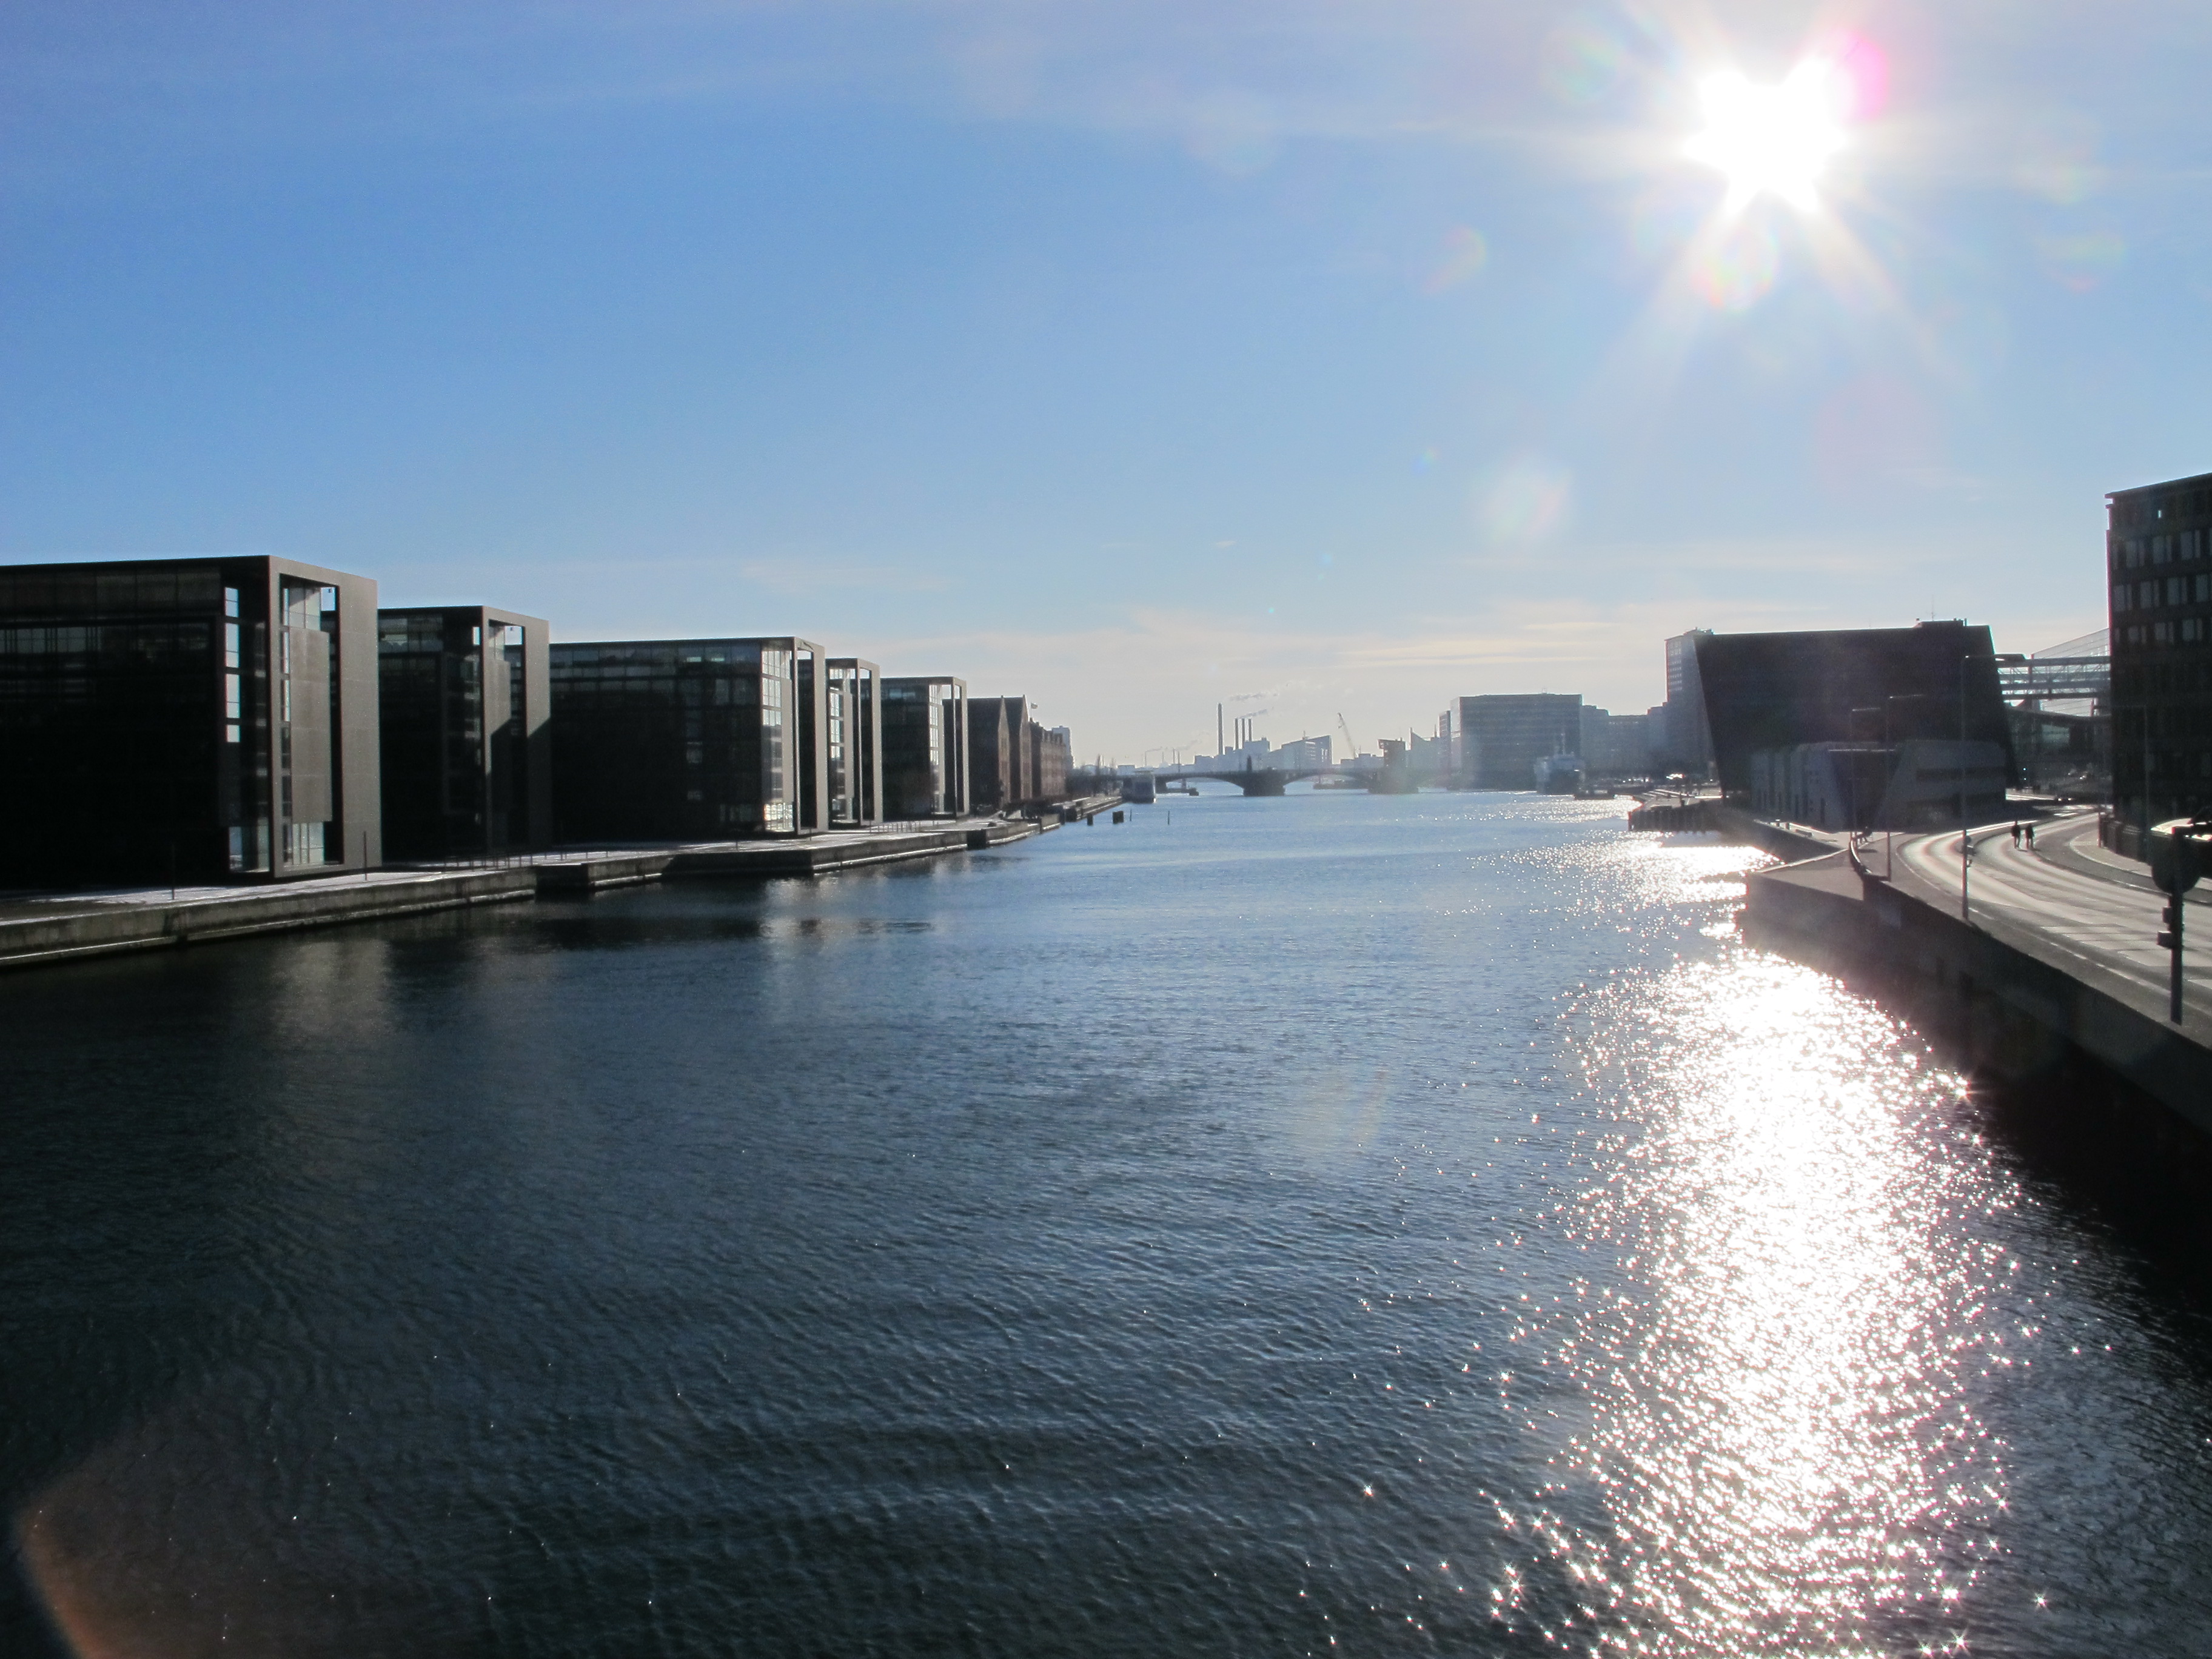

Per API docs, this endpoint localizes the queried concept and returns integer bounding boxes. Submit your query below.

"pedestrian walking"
[2011,822,2022,847]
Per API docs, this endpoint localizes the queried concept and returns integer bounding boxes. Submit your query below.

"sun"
[1684,60,1848,213]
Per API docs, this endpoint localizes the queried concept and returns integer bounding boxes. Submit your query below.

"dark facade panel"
[1694,621,2014,796]
[968,697,1013,810]
[0,555,380,889]
[378,606,552,860]
[882,676,967,818]
[2108,471,2212,824]
[550,638,822,842]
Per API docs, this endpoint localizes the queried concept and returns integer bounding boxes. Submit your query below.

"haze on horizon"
[4,0,2207,760]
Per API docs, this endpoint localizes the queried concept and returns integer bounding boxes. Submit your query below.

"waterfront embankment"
[0,805,1117,972]
[1744,836,2212,1241]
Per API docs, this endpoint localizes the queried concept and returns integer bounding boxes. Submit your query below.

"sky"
[4,1,2210,762]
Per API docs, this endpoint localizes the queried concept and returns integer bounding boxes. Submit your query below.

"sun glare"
[1685,61,1848,213]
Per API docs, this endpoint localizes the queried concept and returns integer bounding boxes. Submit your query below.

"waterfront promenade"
[1744,806,2212,1144]
[0,802,1119,972]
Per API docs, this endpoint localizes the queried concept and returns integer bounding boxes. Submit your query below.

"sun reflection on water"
[1507,870,2011,1654]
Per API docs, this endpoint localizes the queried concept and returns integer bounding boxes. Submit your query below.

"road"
[1885,808,2212,1011]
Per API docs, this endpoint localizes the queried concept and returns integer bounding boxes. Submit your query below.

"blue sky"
[4,1,2209,760]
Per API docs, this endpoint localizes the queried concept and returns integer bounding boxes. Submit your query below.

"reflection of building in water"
[0,555,381,886]
[549,637,826,840]
[377,606,551,860]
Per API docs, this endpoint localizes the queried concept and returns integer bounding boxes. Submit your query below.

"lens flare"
[1685,59,1849,213]
[1423,226,1490,293]
[1691,221,1781,312]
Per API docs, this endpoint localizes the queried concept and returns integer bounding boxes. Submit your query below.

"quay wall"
[1743,853,2212,1244]
[0,816,1062,973]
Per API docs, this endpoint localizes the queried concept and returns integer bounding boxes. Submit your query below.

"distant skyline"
[5,1,2208,760]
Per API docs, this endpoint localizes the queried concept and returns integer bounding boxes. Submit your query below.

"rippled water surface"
[6,792,2212,1656]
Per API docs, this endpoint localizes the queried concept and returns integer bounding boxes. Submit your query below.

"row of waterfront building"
[1424,617,2048,826]
[1188,613,2093,830]
[0,555,1074,890]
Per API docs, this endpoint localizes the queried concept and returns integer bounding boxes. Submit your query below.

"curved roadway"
[1885,808,2212,1011]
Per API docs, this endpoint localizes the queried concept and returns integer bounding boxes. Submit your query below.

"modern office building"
[377,605,551,860]
[882,675,967,817]
[2107,472,2212,824]
[1448,694,1583,789]
[1694,621,2013,796]
[1579,706,1653,780]
[0,555,380,888]
[968,697,1015,810]
[548,637,828,841]
[825,657,882,825]
[1660,629,1715,776]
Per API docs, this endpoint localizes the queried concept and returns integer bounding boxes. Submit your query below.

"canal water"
[5,791,2212,1657]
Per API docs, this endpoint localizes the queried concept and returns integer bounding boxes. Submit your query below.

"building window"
[2155,621,2175,645]
[2114,584,2132,612]
[2185,618,2207,644]
[2197,573,2211,602]
[224,586,240,618]
[2170,575,2188,606]
[2141,580,2158,609]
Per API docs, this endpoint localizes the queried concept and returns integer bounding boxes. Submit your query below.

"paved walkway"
[1886,808,2212,1013]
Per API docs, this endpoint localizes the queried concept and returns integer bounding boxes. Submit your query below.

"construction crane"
[1336,712,1358,763]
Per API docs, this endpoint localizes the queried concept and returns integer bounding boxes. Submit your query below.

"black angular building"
[2108,471,2212,824]
[882,675,967,818]
[0,555,380,888]
[377,606,552,860]
[548,637,828,842]
[1693,621,2013,796]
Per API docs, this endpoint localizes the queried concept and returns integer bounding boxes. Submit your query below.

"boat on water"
[1121,774,1158,805]
[1367,738,1421,794]
[1533,752,1584,794]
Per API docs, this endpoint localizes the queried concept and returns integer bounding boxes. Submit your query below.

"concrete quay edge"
[0,816,1068,971]
[1743,851,2212,1142]
[0,866,539,971]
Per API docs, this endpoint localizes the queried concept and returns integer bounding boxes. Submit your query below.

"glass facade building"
[548,637,826,842]
[825,658,882,825]
[2108,472,2212,825]
[0,556,380,889]
[882,676,968,819]
[1449,694,1584,790]
[377,606,552,860]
